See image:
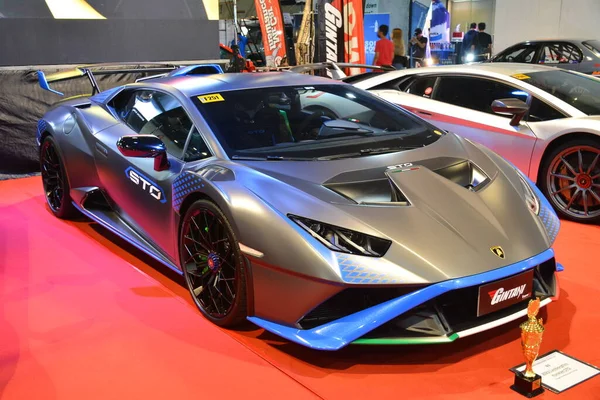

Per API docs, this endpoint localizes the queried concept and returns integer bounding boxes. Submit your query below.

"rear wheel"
[179,199,247,327]
[40,136,77,219]
[539,138,600,223]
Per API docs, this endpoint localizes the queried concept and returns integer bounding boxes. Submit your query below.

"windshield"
[518,70,600,115]
[191,84,442,159]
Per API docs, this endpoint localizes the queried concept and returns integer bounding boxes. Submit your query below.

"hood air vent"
[325,179,409,205]
[433,160,489,192]
[323,159,489,205]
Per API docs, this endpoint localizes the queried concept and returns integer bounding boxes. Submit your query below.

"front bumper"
[248,248,560,350]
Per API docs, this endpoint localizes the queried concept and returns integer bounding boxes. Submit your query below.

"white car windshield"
[520,70,600,115]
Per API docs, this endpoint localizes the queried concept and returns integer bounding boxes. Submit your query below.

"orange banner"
[343,0,365,74]
[254,0,288,67]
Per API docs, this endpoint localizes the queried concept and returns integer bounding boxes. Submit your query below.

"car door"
[413,75,539,174]
[94,88,212,258]
[538,42,584,73]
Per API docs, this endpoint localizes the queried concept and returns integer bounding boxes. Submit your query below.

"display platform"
[1,176,599,399]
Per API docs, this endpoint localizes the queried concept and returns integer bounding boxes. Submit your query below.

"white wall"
[494,0,600,54]
[375,0,411,43]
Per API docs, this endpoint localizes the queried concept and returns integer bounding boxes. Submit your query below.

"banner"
[364,13,390,66]
[254,0,288,67]
[317,0,365,76]
[364,0,379,14]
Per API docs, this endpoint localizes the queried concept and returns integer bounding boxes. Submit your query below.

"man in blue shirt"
[230,33,248,58]
[462,23,479,62]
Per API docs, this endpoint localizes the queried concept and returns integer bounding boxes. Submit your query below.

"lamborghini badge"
[491,246,505,259]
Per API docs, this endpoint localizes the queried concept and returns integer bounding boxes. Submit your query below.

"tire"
[39,135,78,219]
[539,138,600,223]
[179,199,247,327]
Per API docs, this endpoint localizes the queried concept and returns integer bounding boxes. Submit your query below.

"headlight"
[289,215,391,257]
[517,173,540,215]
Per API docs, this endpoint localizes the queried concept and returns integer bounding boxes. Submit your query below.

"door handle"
[95,142,108,158]
[417,110,433,117]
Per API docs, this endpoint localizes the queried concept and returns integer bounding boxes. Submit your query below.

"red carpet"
[1,176,599,399]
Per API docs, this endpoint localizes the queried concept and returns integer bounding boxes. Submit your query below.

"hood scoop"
[324,158,490,205]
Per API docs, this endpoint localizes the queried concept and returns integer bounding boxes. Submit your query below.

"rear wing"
[37,63,225,96]
[288,62,395,80]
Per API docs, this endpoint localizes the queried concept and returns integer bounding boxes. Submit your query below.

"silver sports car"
[488,39,600,76]
[353,63,600,223]
[37,68,562,350]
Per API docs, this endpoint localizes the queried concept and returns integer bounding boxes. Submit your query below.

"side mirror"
[491,98,530,127]
[117,135,170,171]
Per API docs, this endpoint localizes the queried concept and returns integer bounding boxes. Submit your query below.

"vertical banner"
[317,0,365,76]
[254,0,288,67]
[364,13,390,66]
[429,0,450,43]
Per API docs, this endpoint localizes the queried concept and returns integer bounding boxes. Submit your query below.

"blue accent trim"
[37,71,64,96]
[557,263,564,272]
[172,172,204,212]
[248,248,555,351]
[72,201,182,274]
[124,166,167,204]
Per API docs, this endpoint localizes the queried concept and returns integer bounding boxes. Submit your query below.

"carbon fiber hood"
[232,133,551,283]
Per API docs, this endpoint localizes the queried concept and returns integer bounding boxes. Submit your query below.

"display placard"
[510,350,600,393]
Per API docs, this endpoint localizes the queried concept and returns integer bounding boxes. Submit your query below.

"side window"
[540,43,583,65]
[113,90,194,159]
[434,77,528,115]
[494,45,538,63]
[371,76,415,91]
[184,127,212,162]
[405,76,438,97]
[528,97,566,122]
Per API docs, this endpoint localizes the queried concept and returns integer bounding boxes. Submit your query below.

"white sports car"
[351,63,600,223]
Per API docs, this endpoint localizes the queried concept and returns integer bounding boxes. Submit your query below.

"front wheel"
[179,199,247,327]
[539,138,600,223]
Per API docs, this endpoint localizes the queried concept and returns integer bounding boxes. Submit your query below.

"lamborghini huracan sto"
[37,68,562,350]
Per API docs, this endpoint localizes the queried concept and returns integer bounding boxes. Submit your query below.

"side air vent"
[433,161,490,192]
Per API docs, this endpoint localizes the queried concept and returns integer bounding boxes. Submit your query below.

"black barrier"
[0,63,224,178]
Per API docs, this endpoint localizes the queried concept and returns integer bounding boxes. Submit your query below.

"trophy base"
[511,372,545,398]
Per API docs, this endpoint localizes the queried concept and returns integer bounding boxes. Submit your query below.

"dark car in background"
[489,39,600,76]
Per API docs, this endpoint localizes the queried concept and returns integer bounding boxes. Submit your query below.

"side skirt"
[72,201,183,275]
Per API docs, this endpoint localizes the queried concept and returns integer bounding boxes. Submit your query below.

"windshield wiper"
[317,146,421,161]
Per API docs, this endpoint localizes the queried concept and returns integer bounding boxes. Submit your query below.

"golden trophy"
[511,298,545,398]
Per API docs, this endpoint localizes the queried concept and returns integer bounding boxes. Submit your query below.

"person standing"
[392,28,407,69]
[373,24,394,68]
[462,22,479,62]
[230,33,248,58]
[410,28,428,67]
[477,22,493,59]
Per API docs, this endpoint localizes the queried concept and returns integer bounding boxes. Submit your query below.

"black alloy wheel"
[179,199,247,327]
[40,136,77,219]
[540,138,600,223]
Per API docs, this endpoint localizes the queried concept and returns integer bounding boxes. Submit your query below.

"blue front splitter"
[248,248,558,351]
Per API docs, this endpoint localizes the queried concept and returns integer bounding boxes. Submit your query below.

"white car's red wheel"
[540,139,600,223]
